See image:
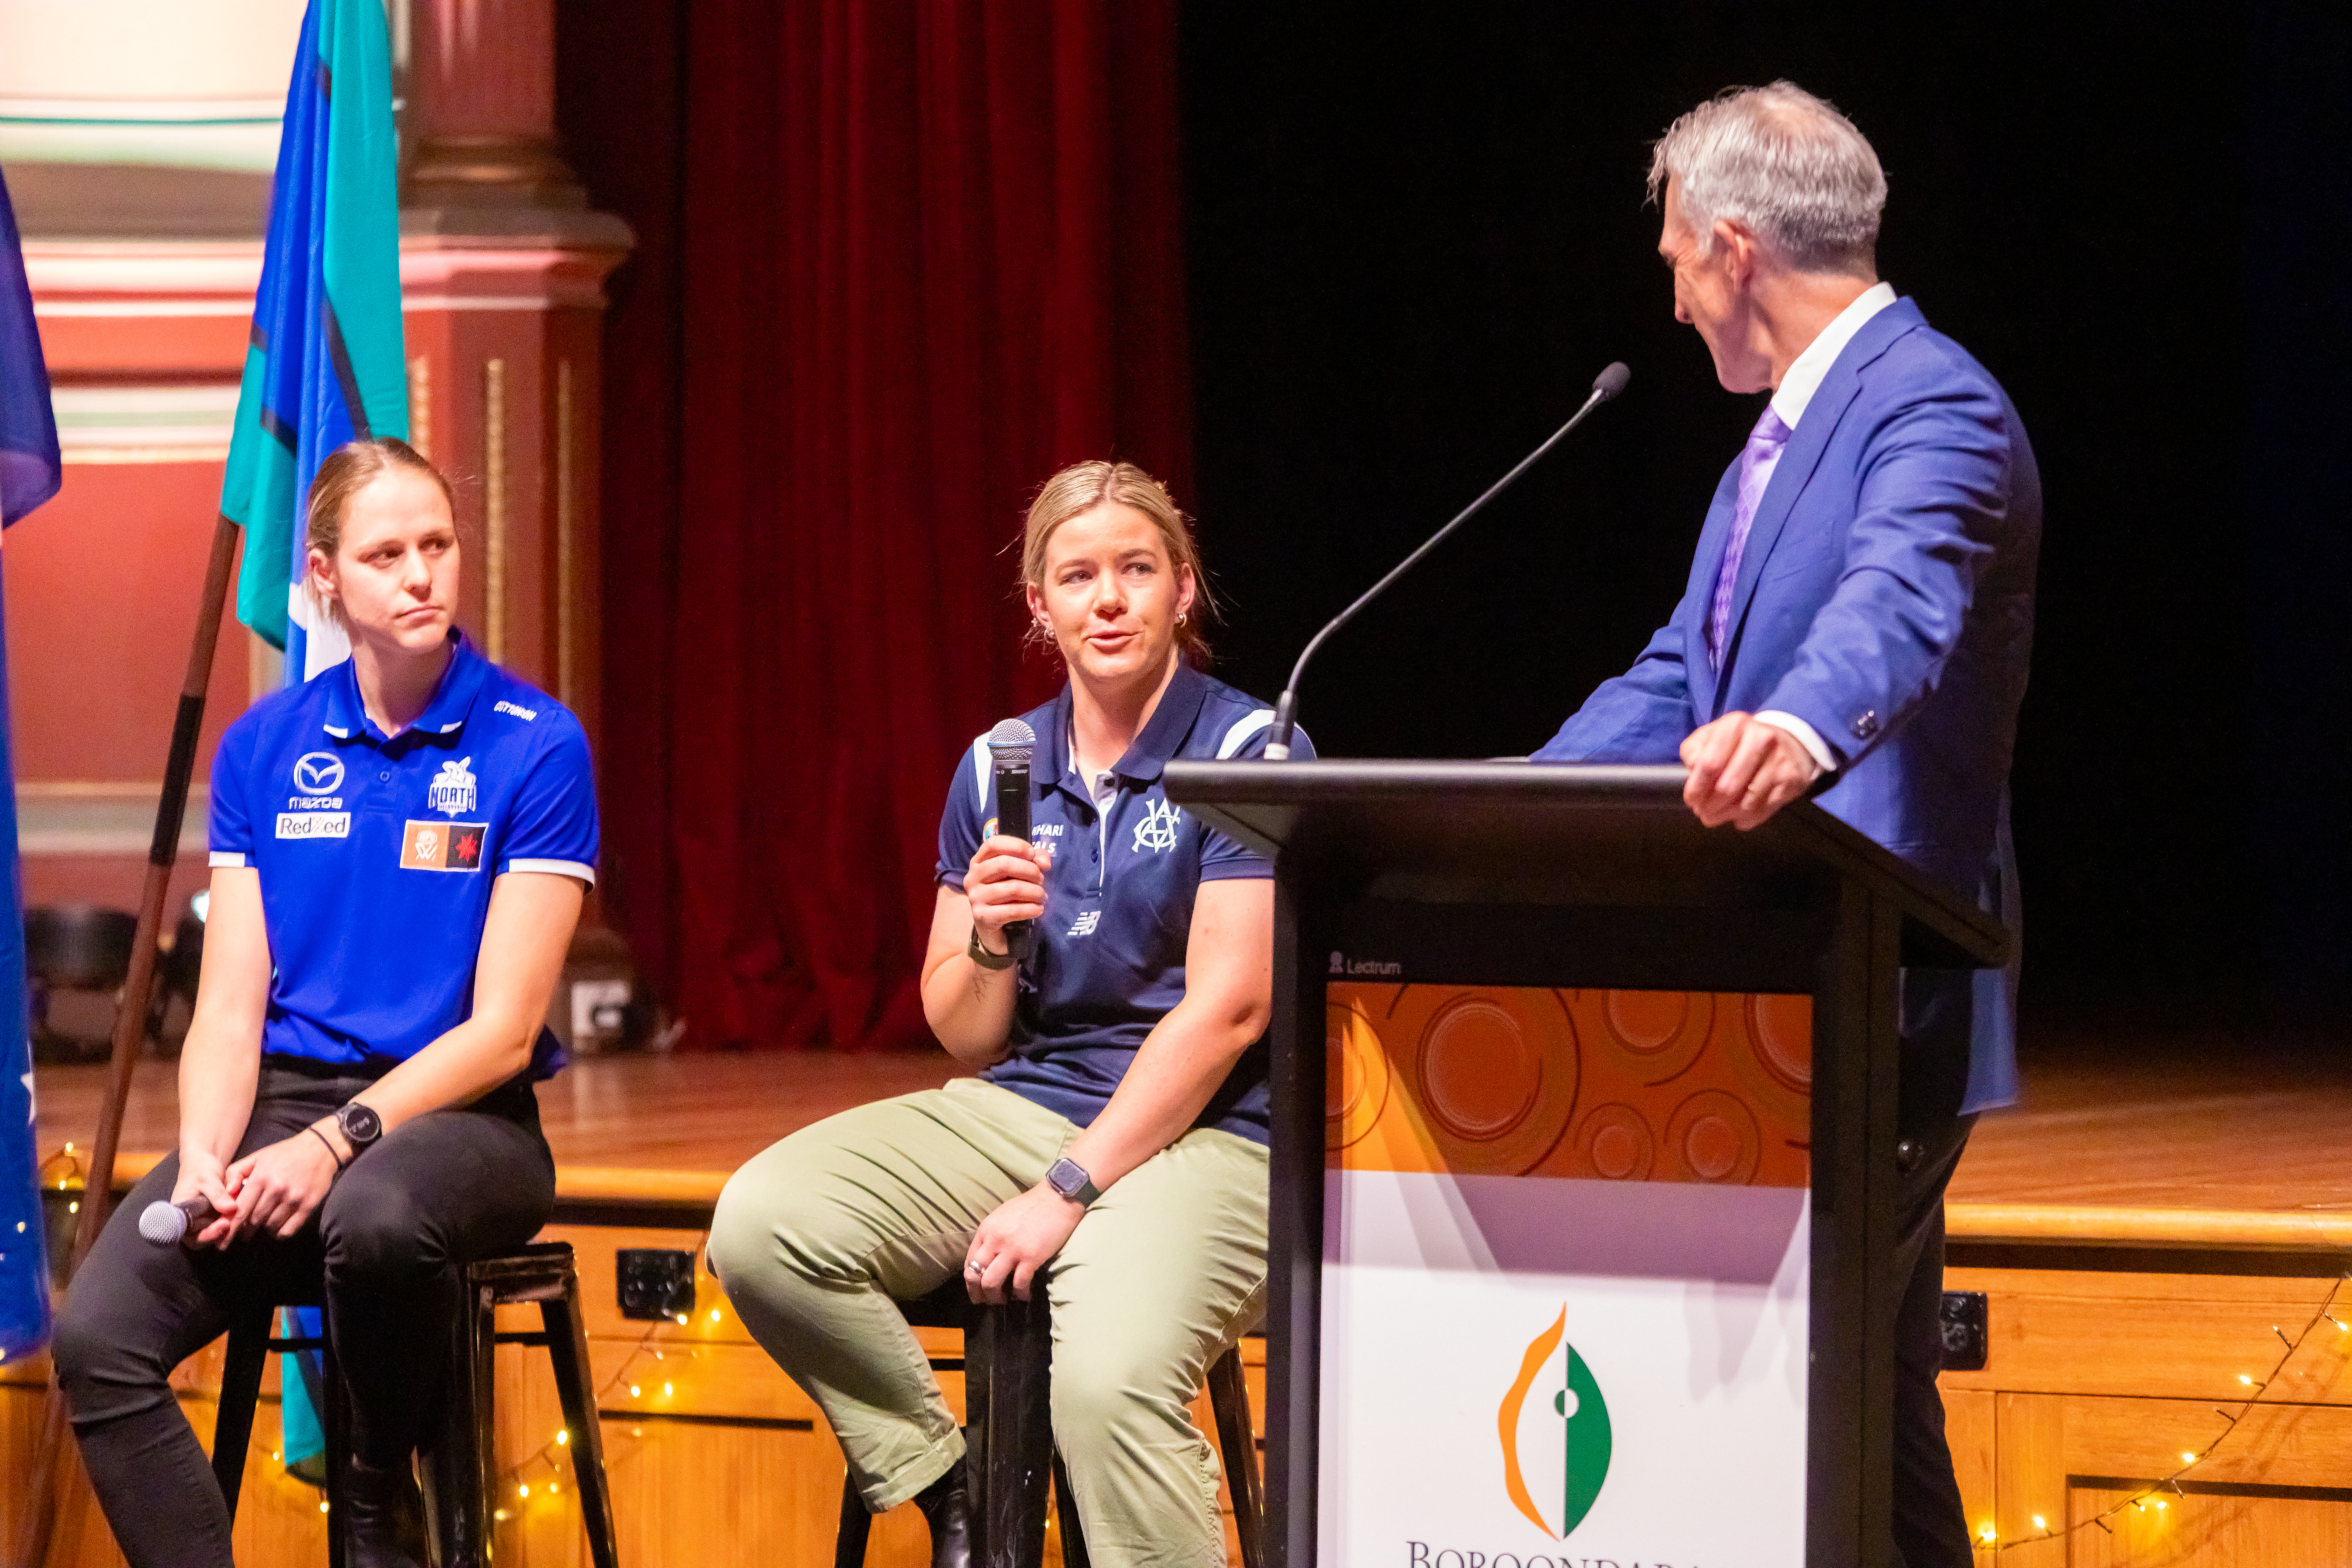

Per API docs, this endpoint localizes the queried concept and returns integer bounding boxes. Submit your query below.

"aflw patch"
[401,819,487,872]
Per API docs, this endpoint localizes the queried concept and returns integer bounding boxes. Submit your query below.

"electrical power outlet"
[617,1247,698,1321]
[1940,1289,1989,1372]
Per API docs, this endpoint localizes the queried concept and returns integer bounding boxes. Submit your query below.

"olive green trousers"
[708,1077,1269,1568]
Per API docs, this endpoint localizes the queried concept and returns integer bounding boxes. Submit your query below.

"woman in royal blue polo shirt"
[53,438,597,1568]
[712,460,1308,1568]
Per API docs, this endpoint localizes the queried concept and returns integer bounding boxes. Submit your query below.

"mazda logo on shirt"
[293,752,346,796]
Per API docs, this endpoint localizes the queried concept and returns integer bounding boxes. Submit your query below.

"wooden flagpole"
[14,512,244,1568]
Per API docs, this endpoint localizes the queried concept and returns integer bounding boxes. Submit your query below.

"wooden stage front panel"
[10,1041,2350,1567]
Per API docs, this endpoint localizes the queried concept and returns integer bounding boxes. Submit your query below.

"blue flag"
[220,0,407,684]
[0,165,63,1362]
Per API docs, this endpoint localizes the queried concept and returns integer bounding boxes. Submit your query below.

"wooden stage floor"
[33,1037,2352,1214]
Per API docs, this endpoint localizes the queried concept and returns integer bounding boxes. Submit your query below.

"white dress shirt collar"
[1769,280,1897,429]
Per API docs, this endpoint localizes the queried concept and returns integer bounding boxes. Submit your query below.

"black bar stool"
[213,1241,619,1568]
[213,1298,350,1568]
[834,1283,1263,1568]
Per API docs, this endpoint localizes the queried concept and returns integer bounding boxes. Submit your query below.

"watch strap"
[967,926,1017,971]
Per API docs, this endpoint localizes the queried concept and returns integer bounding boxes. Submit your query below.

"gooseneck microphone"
[139,1195,219,1247]
[1260,360,1632,760]
[986,718,1038,960]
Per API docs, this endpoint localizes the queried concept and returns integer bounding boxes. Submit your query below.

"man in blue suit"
[1536,82,2039,1567]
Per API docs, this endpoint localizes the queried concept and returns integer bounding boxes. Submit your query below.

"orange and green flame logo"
[1497,1307,1613,1539]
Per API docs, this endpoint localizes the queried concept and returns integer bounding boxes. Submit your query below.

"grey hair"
[1647,82,1886,274]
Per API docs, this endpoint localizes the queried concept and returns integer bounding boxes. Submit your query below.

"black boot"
[913,1457,973,1568]
[343,1453,429,1568]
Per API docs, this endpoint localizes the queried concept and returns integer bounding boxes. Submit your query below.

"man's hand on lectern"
[1681,712,1818,831]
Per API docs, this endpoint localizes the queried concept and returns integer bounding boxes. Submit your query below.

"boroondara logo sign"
[1497,1307,1614,1540]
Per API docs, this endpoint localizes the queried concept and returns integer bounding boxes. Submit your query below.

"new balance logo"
[1068,911,1102,938]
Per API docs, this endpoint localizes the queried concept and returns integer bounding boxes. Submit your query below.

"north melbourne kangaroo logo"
[1497,1307,1614,1541]
[429,757,477,817]
[1131,798,1181,853]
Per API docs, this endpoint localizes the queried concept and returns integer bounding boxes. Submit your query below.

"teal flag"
[220,0,406,679]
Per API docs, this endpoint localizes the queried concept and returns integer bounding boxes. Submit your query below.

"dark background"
[1178,3,2352,1042]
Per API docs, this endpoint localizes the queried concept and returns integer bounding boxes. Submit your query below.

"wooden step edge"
[1948,1202,2352,1253]
[99,1154,2352,1255]
[106,1151,727,1214]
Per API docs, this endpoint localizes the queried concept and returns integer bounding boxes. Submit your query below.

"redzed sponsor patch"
[401,819,488,872]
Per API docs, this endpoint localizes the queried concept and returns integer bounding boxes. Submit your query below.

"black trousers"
[1890,1107,1976,1568]
[1889,963,1988,1568]
[51,1059,554,1568]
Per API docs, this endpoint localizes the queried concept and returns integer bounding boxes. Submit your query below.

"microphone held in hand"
[1261,360,1632,759]
[986,718,1038,960]
[138,1195,220,1247]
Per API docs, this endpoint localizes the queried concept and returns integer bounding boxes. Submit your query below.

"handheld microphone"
[1261,360,1632,759]
[986,718,1039,960]
[139,1195,219,1247]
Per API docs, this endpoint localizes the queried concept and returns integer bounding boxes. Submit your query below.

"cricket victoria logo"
[1131,797,1180,853]
[1497,1307,1614,1541]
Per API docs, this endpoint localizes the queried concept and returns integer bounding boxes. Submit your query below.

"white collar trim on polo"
[1770,280,1897,430]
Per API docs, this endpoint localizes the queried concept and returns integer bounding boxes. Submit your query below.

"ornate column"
[399,0,631,753]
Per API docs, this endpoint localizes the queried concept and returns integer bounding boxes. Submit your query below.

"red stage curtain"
[564,1,1192,1049]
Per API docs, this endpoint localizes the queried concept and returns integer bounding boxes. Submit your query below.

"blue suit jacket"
[1535,298,2040,1113]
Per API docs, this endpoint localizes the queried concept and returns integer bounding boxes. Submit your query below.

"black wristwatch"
[1044,1156,1099,1207]
[967,925,1017,971]
[334,1101,385,1161]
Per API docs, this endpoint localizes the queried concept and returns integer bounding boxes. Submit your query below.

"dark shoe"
[913,1457,973,1568]
[343,1454,429,1568]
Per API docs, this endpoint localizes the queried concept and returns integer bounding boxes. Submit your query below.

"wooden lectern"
[1162,761,2006,1568]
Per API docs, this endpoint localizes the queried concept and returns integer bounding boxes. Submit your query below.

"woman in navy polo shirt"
[713,460,1307,1568]
[53,438,597,1568]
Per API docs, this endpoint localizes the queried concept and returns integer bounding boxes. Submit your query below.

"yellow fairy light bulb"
[495,1509,510,1523]
[556,1429,568,1446]
[2032,1515,2047,1531]
[628,1385,641,1398]
[318,1501,330,1514]
[2182,1452,2197,1464]
[709,1308,722,1323]
[549,1481,559,1494]
[2239,1374,2254,1385]
[518,1484,530,1499]
[662,1382,674,1399]
[1977,1523,1996,1544]
[675,1314,688,1325]
[2156,1499,2168,1511]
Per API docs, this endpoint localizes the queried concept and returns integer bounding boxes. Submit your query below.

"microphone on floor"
[987,718,1038,960]
[139,1195,218,1247]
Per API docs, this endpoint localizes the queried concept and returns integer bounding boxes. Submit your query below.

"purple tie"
[1708,405,1792,667]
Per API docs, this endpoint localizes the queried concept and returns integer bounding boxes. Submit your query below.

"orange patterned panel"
[1326,985,1811,1188]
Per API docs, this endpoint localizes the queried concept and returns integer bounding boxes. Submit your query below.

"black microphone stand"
[1261,361,1630,759]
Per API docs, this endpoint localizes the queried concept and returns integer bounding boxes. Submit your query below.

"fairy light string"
[490,1229,715,1525]
[1987,1274,2347,1552]
[33,1137,715,1528]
